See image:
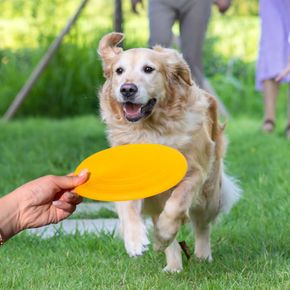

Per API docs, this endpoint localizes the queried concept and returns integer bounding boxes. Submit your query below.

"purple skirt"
[256,0,290,90]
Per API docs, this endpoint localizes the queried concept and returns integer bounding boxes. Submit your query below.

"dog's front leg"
[116,200,150,257]
[154,171,203,251]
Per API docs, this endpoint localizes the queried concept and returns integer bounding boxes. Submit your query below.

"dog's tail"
[219,172,242,213]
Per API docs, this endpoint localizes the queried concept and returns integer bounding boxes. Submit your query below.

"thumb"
[54,169,89,190]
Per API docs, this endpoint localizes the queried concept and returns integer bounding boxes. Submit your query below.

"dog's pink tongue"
[124,103,142,117]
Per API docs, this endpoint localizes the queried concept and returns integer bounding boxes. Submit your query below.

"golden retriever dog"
[97,32,241,272]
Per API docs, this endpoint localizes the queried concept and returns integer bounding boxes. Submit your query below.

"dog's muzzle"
[122,98,157,122]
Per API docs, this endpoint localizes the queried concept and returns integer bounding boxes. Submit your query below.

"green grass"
[0,116,289,289]
[0,116,108,195]
[1,229,288,289]
[1,0,289,288]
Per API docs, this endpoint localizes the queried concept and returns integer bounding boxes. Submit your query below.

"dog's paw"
[162,265,183,273]
[194,247,213,262]
[124,228,150,257]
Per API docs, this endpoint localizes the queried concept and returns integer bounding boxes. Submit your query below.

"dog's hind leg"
[190,211,213,262]
[116,200,150,257]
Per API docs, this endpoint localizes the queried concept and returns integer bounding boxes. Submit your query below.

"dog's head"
[98,32,193,123]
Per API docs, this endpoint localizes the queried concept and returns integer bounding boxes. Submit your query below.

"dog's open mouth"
[122,98,157,122]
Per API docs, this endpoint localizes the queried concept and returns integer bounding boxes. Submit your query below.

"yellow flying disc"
[74,144,187,201]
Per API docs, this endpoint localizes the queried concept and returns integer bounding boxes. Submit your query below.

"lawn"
[1,0,290,288]
[0,116,289,289]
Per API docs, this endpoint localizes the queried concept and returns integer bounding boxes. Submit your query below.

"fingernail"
[68,192,75,198]
[78,169,89,177]
[53,200,62,206]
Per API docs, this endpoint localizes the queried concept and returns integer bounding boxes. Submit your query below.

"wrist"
[0,191,23,242]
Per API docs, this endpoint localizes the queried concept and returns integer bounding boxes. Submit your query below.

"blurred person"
[131,0,231,90]
[256,0,290,138]
[0,170,88,245]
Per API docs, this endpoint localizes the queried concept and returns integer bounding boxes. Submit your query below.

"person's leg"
[148,0,177,48]
[286,84,290,138]
[179,0,213,87]
[262,79,279,132]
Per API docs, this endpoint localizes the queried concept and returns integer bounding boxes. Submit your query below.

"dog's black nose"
[120,83,138,100]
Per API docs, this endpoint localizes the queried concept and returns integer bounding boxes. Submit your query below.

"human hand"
[214,0,232,14]
[13,170,88,231]
[275,60,290,82]
[131,0,143,14]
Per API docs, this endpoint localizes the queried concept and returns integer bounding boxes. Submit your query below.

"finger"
[218,4,230,13]
[275,72,285,82]
[275,74,283,82]
[275,69,286,82]
[131,0,141,14]
[214,0,231,13]
[53,169,89,190]
[275,68,290,82]
[52,200,76,213]
[59,191,83,204]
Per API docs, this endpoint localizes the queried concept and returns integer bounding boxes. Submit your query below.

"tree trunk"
[114,0,123,33]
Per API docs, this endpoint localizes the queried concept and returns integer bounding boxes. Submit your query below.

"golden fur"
[97,32,240,272]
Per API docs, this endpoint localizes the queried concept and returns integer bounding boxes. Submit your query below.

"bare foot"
[262,119,275,133]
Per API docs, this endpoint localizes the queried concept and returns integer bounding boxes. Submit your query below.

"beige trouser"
[148,0,213,87]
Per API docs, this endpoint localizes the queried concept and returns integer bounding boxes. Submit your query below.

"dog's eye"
[116,67,124,75]
[143,66,155,74]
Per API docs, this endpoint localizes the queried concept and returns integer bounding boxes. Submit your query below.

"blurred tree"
[114,0,123,33]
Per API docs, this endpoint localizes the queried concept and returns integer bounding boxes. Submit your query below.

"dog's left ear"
[98,32,124,77]
[154,46,193,86]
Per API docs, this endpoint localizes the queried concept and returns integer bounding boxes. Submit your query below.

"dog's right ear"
[97,32,124,77]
